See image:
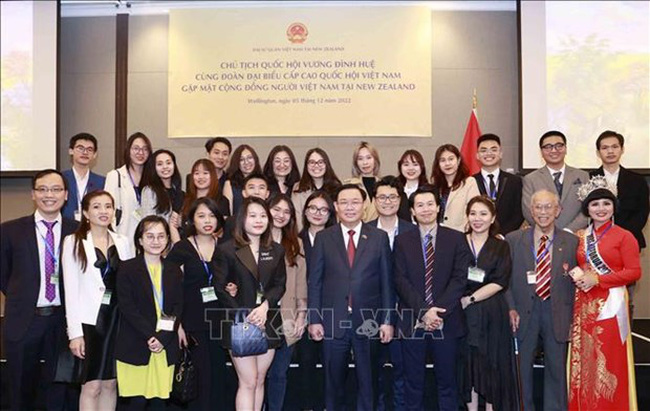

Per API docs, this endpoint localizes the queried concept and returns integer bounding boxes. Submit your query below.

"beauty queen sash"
[584,225,629,343]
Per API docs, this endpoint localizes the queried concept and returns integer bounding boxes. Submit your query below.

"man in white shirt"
[61,133,105,221]
[522,131,589,232]
[1,169,78,410]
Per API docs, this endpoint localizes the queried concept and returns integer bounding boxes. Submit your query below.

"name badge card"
[200,286,218,303]
[102,290,112,305]
[526,270,537,285]
[467,266,486,283]
[256,290,263,305]
[50,274,59,285]
[157,314,175,332]
[74,210,81,222]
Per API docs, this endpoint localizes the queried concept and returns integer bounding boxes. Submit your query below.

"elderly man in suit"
[61,132,105,221]
[1,169,78,410]
[522,130,589,232]
[506,189,579,410]
[473,133,524,235]
[393,186,471,411]
[308,184,394,411]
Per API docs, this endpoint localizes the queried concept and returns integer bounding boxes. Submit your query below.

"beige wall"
[1,10,648,317]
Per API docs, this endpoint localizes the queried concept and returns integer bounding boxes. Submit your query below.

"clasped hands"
[420,306,446,331]
[567,266,599,292]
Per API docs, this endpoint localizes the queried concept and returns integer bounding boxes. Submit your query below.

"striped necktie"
[535,235,551,300]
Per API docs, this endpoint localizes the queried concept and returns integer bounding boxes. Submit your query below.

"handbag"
[230,309,268,357]
[171,347,198,403]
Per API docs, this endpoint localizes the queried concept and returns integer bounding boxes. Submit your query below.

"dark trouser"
[296,332,324,410]
[376,338,405,411]
[322,327,378,411]
[267,340,295,411]
[519,298,567,411]
[4,312,67,411]
[179,329,228,411]
[401,330,459,411]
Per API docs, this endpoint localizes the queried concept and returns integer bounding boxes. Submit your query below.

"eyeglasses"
[376,194,400,203]
[306,205,330,215]
[533,203,556,212]
[34,186,65,194]
[142,233,168,242]
[541,143,565,152]
[74,145,95,154]
[307,160,326,167]
[131,146,149,154]
[239,155,255,164]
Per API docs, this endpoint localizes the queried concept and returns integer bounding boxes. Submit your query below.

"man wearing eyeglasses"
[367,175,416,411]
[522,130,589,232]
[61,132,105,221]
[1,169,78,410]
[505,189,578,411]
[472,133,524,235]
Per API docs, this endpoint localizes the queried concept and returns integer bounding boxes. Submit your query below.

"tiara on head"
[576,175,617,201]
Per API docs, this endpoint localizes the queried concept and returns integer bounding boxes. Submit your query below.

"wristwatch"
[469,295,476,304]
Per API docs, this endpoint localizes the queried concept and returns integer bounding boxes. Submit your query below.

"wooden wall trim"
[114,13,128,167]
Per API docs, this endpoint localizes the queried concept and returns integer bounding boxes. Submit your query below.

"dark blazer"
[393,226,471,338]
[505,227,577,342]
[473,170,524,235]
[115,255,183,366]
[367,217,417,247]
[0,215,77,341]
[213,240,287,349]
[61,169,105,220]
[307,223,394,339]
[299,229,315,274]
[591,166,649,249]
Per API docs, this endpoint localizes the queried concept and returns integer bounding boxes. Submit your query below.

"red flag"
[460,109,482,175]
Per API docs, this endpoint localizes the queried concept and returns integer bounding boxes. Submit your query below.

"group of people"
[1,129,647,411]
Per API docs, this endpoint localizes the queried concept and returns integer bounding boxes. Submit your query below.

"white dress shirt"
[480,168,501,197]
[34,210,62,307]
[341,221,363,249]
[73,167,90,213]
[603,167,620,187]
[546,165,566,184]
[377,217,399,250]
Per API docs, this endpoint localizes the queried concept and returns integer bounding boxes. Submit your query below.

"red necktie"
[535,235,551,300]
[347,229,356,267]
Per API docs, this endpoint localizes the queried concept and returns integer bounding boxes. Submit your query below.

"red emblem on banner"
[287,22,308,44]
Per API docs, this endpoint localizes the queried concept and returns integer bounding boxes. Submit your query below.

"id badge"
[74,210,81,222]
[526,270,537,285]
[50,274,59,285]
[101,290,112,305]
[256,290,263,305]
[132,209,142,221]
[200,286,218,303]
[467,266,486,283]
[157,314,175,332]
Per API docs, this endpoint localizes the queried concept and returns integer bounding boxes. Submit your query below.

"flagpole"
[472,88,477,110]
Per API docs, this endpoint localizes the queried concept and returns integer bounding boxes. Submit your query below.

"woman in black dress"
[62,190,134,410]
[166,197,234,410]
[214,197,287,411]
[459,195,516,411]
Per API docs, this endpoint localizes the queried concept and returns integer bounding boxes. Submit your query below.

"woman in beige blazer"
[431,144,480,232]
[266,193,307,411]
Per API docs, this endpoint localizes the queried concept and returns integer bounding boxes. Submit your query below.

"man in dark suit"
[308,184,394,411]
[367,176,416,411]
[1,169,78,410]
[393,186,471,411]
[61,132,105,221]
[590,130,649,316]
[473,133,524,235]
[506,189,578,411]
[522,131,589,232]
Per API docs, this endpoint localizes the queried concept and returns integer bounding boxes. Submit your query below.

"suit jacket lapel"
[138,256,156,311]
[257,247,277,285]
[26,217,41,282]
[560,168,572,202]
[352,224,370,269]
[497,171,508,204]
[333,225,350,271]
[475,174,487,196]
[236,244,259,280]
[550,232,567,289]
[522,228,535,272]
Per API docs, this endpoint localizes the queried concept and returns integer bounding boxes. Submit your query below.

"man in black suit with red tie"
[591,130,649,315]
[393,186,471,411]
[308,184,394,411]
[472,133,524,235]
[1,169,78,410]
